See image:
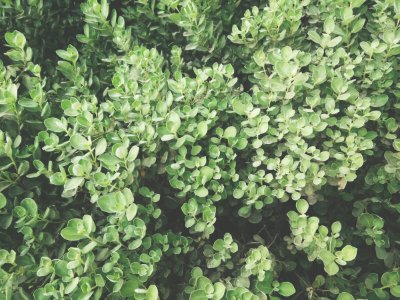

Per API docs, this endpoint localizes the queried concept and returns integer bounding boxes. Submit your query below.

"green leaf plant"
[0,0,400,299]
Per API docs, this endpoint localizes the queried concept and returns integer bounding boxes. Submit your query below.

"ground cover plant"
[0,0,400,299]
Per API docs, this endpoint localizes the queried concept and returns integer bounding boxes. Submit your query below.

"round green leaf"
[278,282,296,297]
[44,118,66,132]
[224,126,237,139]
[325,262,339,276]
[146,285,159,300]
[194,187,208,198]
[390,286,400,297]
[97,191,126,213]
[337,292,355,300]
[70,134,90,150]
[296,199,309,214]
[341,245,357,262]
[60,227,87,241]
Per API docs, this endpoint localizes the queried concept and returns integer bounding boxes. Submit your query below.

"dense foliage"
[1,0,400,299]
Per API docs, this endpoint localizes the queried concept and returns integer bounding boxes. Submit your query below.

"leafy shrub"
[1,0,400,299]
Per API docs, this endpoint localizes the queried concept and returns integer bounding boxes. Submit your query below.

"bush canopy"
[1,0,400,299]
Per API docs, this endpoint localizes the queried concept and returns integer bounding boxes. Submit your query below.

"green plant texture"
[1,0,400,299]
